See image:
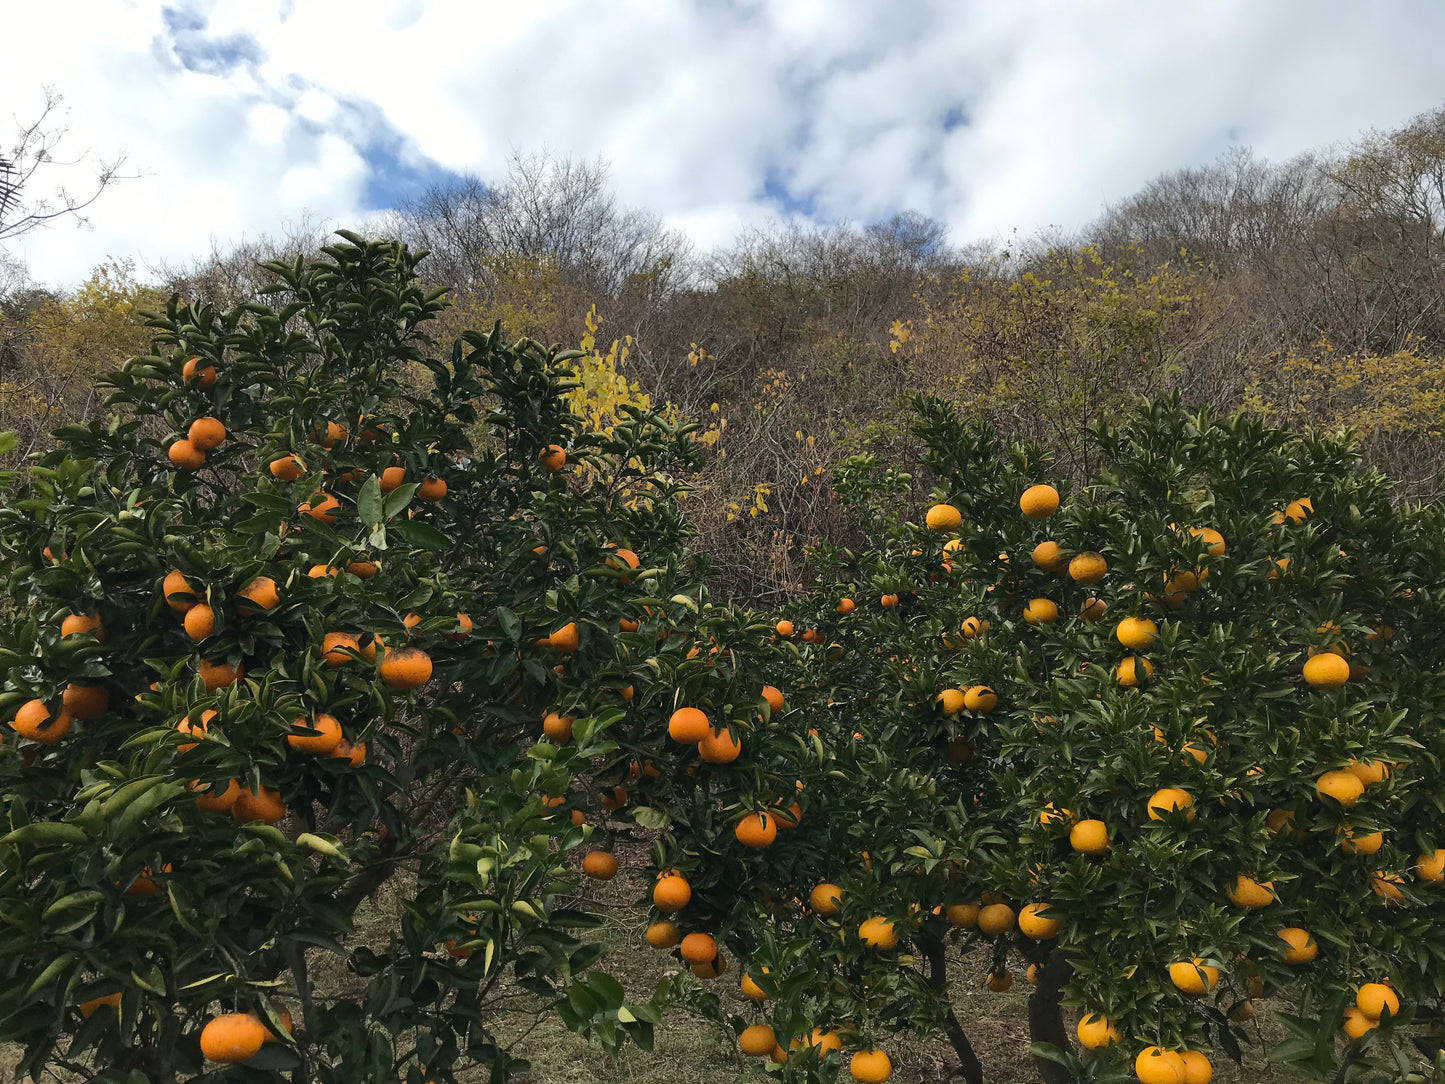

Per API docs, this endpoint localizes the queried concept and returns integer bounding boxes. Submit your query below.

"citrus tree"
[630,394,1445,1084]
[0,233,713,1082]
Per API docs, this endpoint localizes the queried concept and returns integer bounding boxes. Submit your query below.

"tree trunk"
[1028,948,1075,1084]
[917,929,985,1084]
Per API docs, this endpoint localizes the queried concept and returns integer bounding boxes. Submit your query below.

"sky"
[6,0,1445,291]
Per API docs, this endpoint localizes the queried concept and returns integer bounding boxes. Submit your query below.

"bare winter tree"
[387,151,693,299]
[0,86,138,245]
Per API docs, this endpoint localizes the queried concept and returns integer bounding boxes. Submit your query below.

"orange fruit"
[679,932,717,963]
[78,992,122,1018]
[850,1049,892,1082]
[237,576,280,610]
[9,699,72,744]
[378,465,407,492]
[1031,540,1069,571]
[653,871,691,912]
[233,785,285,825]
[61,684,108,720]
[1179,1051,1212,1084]
[1076,1013,1120,1049]
[1068,551,1107,584]
[810,883,842,915]
[977,902,1015,935]
[1147,787,1194,822]
[168,439,205,469]
[858,916,898,949]
[1185,526,1225,555]
[380,646,432,689]
[925,503,962,530]
[542,711,574,742]
[1316,770,1364,807]
[198,658,242,690]
[581,851,618,880]
[1371,871,1406,904]
[1303,652,1349,688]
[188,417,226,450]
[698,726,742,763]
[287,714,344,755]
[1341,1006,1375,1039]
[175,709,217,753]
[307,564,336,579]
[740,1024,776,1057]
[442,613,473,641]
[183,603,215,641]
[417,477,447,502]
[1069,819,1109,855]
[761,685,785,713]
[61,612,104,639]
[1415,849,1445,882]
[321,632,359,668]
[936,688,965,716]
[548,622,579,652]
[1285,497,1313,523]
[985,969,1013,992]
[1356,982,1400,1020]
[1274,927,1316,963]
[1226,875,1275,908]
[1338,825,1385,855]
[668,707,711,743]
[735,811,778,848]
[299,493,341,523]
[1019,483,1059,518]
[739,969,768,1001]
[334,740,366,767]
[1346,758,1390,786]
[1169,958,1219,994]
[775,619,794,637]
[963,685,998,713]
[1024,598,1059,625]
[1115,616,1158,649]
[961,615,990,638]
[163,569,199,611]
[836,597,855,615]
[792,1029,843,1054]
[182,357,217,388]
[539,444,567,472]
[1018,902,1062,939]
[190,778,241,812]
[945,903,979,928]
[199,1013,266,1063]
[880,593,899,608]
[1116,656,1154,687]
[1078,597,1108,621]
[645,921,680,948]
[258,1009,293,1043]
[269,454,305,481]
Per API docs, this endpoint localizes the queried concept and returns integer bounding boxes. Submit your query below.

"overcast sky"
[7,0,1445,290]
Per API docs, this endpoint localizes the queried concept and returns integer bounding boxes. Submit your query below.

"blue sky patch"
[158,5,264,75]
[357,139,470,212]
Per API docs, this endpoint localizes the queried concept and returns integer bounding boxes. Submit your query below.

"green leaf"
[389,520,452,550]
[383,482,419,519]
[358,474,384,529]
[631,806,672,830]
[2,822,90,847]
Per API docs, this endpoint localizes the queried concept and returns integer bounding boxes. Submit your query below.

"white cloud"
[5,0,1445,290]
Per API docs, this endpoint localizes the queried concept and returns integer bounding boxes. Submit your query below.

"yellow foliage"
[567,305,655,437]
[1267,335,1445,436]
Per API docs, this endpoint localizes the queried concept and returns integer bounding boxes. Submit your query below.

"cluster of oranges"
[167,416,226,471]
